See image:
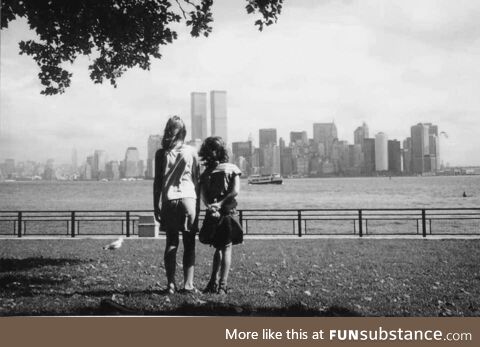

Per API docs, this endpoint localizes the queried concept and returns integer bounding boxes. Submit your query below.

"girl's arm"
[209,175,240,210]
[153,150,164,222]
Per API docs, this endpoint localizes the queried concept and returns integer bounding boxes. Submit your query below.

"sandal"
[178,287,200,294]
[202,282,218,294]
[217,285,228,295]
[160,283,177,295]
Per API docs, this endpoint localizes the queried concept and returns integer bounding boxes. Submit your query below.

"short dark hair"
[199,136,229,168]
[161,116,186,150]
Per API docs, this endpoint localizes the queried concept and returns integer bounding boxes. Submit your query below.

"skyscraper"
[388,140,401,174]
[261,145,281,175]
[363,139,376,175]
[106,161,120,180]
[402,138,412,174]
[146,135,162,179]
[375,132,388,171]
[354,122,369,147]
[43,159,55,180]
[93,150,107,180]
[210,90,227,144]
[124,147,140,178]
[259,129,277,169]
[313,123,337,158]
[411,123,430,174]
[71,148,78,172]
[191,92,208,141]
[348,144,363,175]
[290,131,308,146]
[4,159,15,178]
[259,129,277,148]
[232,141,253,175]
[427,124,440,171]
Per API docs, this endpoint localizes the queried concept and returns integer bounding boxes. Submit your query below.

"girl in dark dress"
[198,137,243,295]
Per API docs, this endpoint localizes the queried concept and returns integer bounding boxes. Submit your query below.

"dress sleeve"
[230,164,242,177]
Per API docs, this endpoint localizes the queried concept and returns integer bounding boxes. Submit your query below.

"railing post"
[71,212,76,237]
[358,210,363,237]
[297,210,302,237]
[239,210,243,228]
[126,211,130,237]
[422,209,426,238]
[18,212,22,238]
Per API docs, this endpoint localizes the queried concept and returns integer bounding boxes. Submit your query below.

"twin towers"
[191,91,228,145]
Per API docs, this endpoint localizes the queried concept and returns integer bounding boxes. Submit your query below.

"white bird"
[103,238,124,250]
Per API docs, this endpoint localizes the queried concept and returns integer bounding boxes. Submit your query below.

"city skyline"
[0,119,452,177]
[2,1,480,165]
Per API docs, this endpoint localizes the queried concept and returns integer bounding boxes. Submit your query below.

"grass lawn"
[0,238,479,316]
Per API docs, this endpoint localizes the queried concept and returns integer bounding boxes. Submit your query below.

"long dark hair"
[199,136,229,169]
[161,116,186,151]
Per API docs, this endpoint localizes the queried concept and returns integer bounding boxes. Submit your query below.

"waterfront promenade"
[1,207,479,238]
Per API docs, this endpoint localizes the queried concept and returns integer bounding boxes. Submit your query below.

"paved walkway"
[1,234,480,240]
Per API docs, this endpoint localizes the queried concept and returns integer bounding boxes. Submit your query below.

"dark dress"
[199,163,244,248]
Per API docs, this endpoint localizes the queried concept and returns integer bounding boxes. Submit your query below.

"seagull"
[103,238,124,250]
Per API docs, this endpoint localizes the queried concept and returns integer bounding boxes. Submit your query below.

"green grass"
[1,238,479,316]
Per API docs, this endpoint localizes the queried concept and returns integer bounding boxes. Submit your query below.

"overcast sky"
[1,0,480,166]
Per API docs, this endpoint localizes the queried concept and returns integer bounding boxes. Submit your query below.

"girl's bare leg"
[182,230,196,290]
[164,232,179,292]
[218,243,232,292]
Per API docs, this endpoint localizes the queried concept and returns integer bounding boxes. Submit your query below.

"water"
[1,176,479,210]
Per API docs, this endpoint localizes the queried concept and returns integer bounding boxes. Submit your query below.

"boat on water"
[248,174,283,185]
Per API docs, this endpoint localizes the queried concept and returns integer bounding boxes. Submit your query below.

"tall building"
[375,132,388,171]
[93,150,107,180]
[4,159,15,178]
[411,123,430,174]
[210,90,227,144]
[402,138,412,174]
[261,145,281,175]
[137,160,145,178]
[187,139,202,152]
[348,144,363,175]
[429,134,440,171]
[146,135,162,179]
[191,92,208,141]
[259,128,277,147]
[280,147,294,176]
[425,125,440,171]
[362,139,376,175]
[71,148,78,172]
[43,159,55,180]
[331,140,349,174]
[290,131,308,146]
[313,123,337,159]
[124,147,140,178]
[259,129,277,169]
[106,161,120,180]
[354,122,369,147]
[388,140,402,174]
[232,141,253,175]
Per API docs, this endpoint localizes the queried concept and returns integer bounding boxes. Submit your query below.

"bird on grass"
[103,238,124,250]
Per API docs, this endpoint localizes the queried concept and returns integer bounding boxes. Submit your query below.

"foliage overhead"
[1,0,283,95]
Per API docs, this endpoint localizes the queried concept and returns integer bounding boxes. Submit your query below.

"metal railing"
[0,208,479,238]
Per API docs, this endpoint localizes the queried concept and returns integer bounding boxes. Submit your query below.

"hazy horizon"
[1,0,480,166]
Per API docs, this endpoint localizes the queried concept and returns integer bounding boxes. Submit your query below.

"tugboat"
[247,173,283,185]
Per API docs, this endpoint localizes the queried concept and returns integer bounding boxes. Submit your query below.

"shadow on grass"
[1,297,362,317]
[72,300,363,317]
[0,274,68,296]
[0,257,84,272]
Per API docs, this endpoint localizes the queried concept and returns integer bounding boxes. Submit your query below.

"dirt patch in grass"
[0,238,479,316]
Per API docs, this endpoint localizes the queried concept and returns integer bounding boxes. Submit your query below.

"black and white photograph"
[1,0,480,320]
